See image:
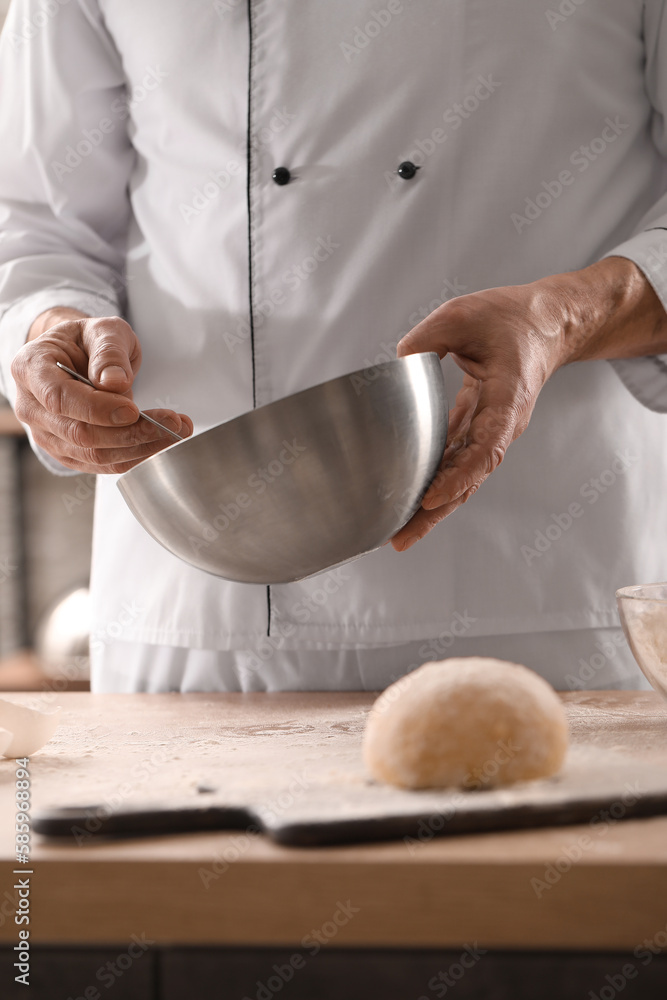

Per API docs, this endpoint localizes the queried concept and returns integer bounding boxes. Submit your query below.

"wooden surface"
[0,407,24,436]
[1,690,667,948]
[2,947,667,1000]
[0,650,90,691]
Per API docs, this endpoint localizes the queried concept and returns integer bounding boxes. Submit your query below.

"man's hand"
[11,308,193,473]
[391,257,667,551]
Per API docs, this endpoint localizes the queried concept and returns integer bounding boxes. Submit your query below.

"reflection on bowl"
[117,354,447,584]
[616,583,667,699]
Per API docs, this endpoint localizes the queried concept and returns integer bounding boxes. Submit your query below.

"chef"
[1,1,666,694]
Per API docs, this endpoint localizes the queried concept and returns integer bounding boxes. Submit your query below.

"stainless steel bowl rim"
[116,352,447,584]
[143,352,443,460]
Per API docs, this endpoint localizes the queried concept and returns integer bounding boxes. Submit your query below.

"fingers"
[30,424,179,474]
[13,315,143,426]
[442,376,480,459]
[396,301,452,360]
[10,313,194,473]
[389,379,528,551]
[16,347,141,428]
[83,316,142,391]
[391,283,557,551]
[161,412,194,438]
[423,380,520,510]
[30,411,192,474]
[21,390,191,446]
[391,485,479,551]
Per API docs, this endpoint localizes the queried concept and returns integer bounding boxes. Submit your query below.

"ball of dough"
[363,657,569,790]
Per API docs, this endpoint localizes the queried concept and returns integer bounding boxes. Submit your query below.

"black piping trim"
[245,0,257,410]
[246,1,271,634]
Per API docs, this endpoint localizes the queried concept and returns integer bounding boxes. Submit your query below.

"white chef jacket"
[1,1,667,671]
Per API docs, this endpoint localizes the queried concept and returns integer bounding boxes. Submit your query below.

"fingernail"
[422,494,443,510]
[401,535,420,551]
[426,488,454,507]
[111,405,136,425]
[99,365,128,385]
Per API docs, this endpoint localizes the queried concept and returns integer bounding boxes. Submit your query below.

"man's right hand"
[10,308,193,473]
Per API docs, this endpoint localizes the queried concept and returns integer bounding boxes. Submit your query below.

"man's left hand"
[391,257,667,551]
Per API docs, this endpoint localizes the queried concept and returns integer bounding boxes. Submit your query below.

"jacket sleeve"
[602,0,667,413]
[0,0,134,430]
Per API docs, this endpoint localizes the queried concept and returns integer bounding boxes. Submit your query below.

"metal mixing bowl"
[117,353,447,584]
[617,583,667,699]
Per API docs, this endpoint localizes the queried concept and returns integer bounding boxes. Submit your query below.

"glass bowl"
[616,583,667,698]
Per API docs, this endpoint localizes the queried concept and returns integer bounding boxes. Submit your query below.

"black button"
[272,166,291,186]
[397,161,419,180]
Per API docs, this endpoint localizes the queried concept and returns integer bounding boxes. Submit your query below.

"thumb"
[98,362,131,389]
[396,307,449,361]
[85,318,140,391]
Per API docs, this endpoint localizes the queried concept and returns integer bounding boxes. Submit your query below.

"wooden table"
[1,690,667,999]
[0,650,90,692]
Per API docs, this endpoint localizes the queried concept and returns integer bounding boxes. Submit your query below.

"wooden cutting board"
[33,720,667,846]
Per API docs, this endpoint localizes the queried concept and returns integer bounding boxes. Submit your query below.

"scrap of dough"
[363,657,569,790]
[0,699,61,758]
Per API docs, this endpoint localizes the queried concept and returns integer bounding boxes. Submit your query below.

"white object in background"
[35,586,90,682]
[0,727,12,755]
[0,699,61,757]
